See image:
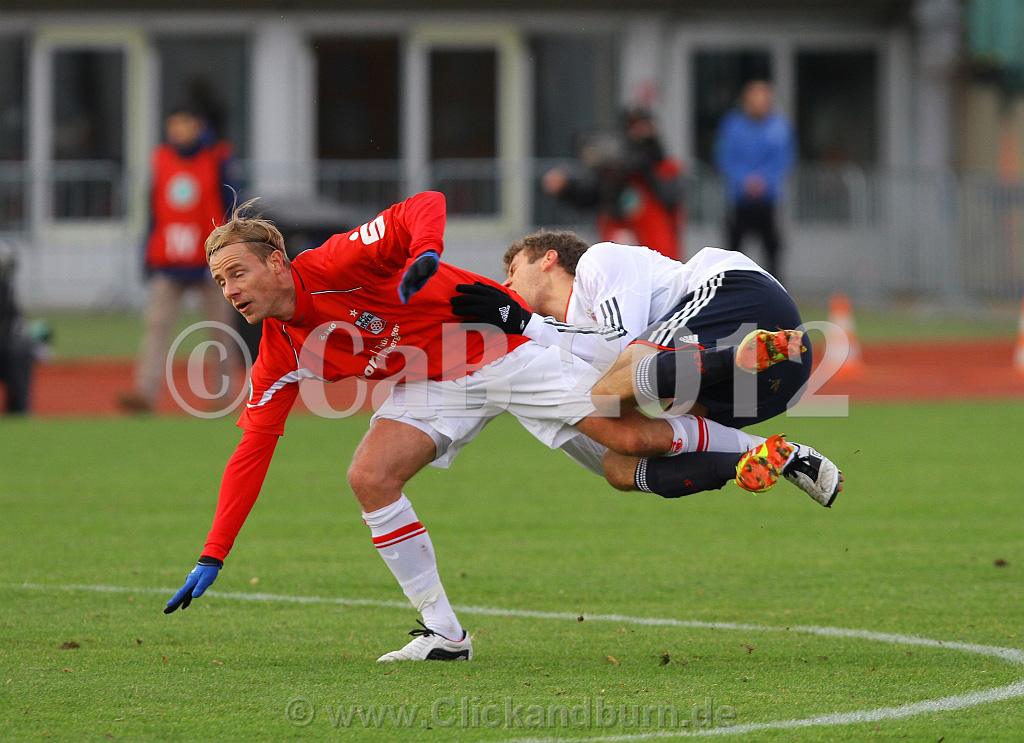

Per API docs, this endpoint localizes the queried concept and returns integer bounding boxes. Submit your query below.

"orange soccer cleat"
[735,329,806,374]
[734,434,795,493]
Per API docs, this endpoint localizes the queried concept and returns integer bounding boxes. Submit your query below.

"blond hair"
[205,198,288,265]
[503,230,590,276]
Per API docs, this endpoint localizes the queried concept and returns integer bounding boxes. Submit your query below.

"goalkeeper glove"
[398,250,440,304]
[449,282,531,335]
[164,556,223,614]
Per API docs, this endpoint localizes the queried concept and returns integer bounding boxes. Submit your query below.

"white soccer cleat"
[782,442,843,507]
[377,621,473,662]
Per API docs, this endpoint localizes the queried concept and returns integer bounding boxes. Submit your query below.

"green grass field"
[2,401,1023,742]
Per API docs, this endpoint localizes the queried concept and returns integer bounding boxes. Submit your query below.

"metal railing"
[3,158,1023,304]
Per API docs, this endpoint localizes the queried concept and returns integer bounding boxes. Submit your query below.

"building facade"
[4,0,1003,308]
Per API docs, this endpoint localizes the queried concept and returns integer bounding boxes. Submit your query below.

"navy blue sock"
[636,346,736,401]
[634,451,742,498]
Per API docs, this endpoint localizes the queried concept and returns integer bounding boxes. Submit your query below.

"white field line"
[9,582,1024,741]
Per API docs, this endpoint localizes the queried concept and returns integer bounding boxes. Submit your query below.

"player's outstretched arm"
[163,430,279,615]
[451,283,619,364]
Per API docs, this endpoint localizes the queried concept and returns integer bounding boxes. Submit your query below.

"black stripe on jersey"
[598,300,612,331]
[599,298,625,333]
[542,318,627,339]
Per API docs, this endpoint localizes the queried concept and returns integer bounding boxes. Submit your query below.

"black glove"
[398,250,440,304]
[450,282,531,335]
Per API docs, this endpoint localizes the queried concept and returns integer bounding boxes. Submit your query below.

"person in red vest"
[542,107,685,260]
[120,107,241,413]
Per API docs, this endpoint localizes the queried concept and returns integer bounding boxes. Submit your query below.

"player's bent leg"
[574,408,674,458]
[632,451,744,497]
[575,408,764,461]
[734,329,806,374]
[590,344,659,411]
[347,418,438,512]
[636,339,800,404]
[558,435,609,477]
[348,419,471,660]
[602,451,641,491]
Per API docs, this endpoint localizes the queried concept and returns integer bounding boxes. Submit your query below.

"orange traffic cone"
[1014,298,1024,377]
[828,292,865,378]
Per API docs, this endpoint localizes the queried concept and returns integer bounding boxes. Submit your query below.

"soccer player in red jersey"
[164,191,707,661]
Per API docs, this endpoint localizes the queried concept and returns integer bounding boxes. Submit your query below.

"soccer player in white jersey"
[451,230,841,505]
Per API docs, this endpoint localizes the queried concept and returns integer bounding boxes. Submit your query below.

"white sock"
[362,494,463,640]
[663,414,765,455]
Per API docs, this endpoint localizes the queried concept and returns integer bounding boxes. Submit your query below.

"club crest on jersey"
[354,311,387,334]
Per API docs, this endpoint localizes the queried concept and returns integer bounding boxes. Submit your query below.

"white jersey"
[524,243,775,362]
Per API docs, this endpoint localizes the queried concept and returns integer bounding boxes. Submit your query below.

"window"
[51,49,125,219]
[0,37,25,162]
[53,50,124,163]
[315,37,399,160]
[0,37,26,230]
[429,48,498,215]
[531,33,617,226]
[794,50,878,223]
[796,50,878,165]
[313,37,401,208]
[532,34,617,159]
[430,48,496,160]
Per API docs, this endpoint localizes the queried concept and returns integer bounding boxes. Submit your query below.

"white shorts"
[372,341,600,468]
[558,434,609,477]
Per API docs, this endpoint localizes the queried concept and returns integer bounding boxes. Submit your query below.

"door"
[405,25,527,230]
[29,26,151,238]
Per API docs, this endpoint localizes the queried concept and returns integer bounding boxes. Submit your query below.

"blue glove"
[398,250,439,304]
[164,556,223,614]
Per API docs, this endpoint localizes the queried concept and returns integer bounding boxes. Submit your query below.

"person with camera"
[542,107,685,260]
[0,242,46,415]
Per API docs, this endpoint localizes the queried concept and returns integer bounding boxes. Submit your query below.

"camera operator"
[0,243,42,415]
[542,107,685,260]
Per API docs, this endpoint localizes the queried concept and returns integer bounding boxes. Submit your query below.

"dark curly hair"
[502,230,590,276]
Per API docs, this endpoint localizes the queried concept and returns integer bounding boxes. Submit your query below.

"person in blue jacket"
[714,80,795,280]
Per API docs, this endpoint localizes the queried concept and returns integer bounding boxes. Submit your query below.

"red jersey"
[202,191,529,559]
[146,141,231,270]
[238,191,529,436]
